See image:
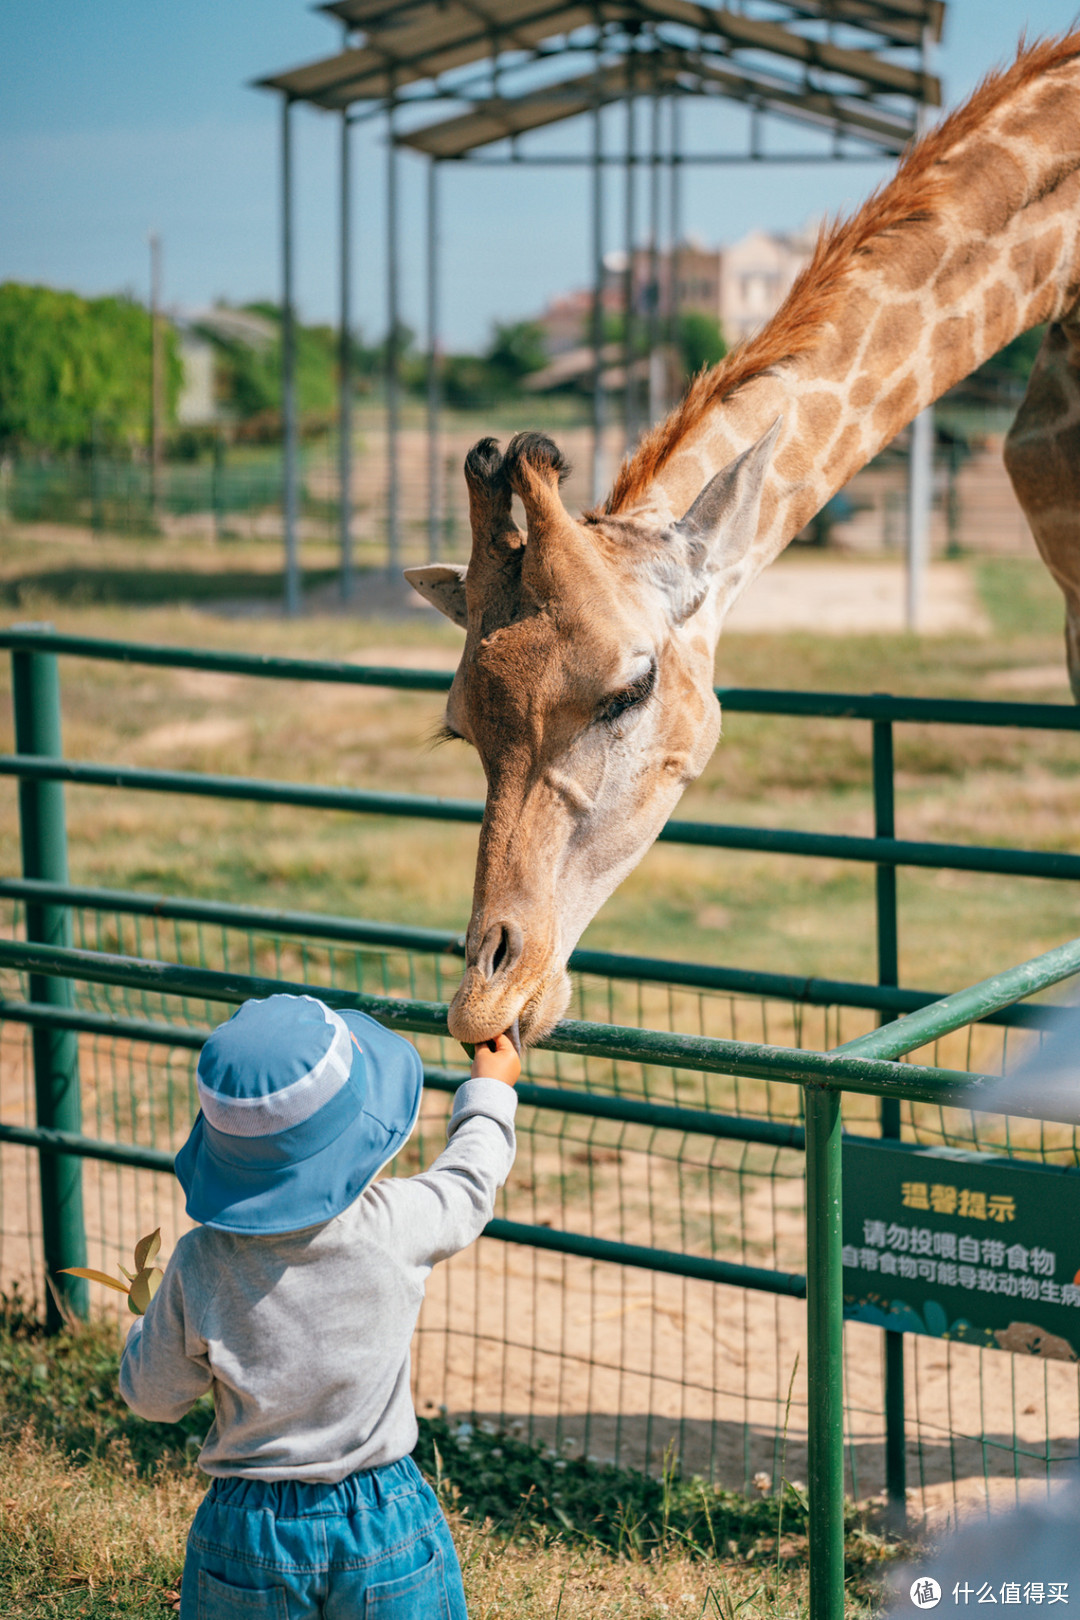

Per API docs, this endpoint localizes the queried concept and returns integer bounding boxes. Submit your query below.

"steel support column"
[647,81,663,423]
[339,109,354,600]
[906,407,933,630]
[281,96,300,616]
[622,44,638,448]
[873,718,907,1528]
[590,29,606,504]
[425,160,441,562]
[805,1080,845,1620]
[11,644,87,1331]
[668,96,682,371]
[386,88,401,577]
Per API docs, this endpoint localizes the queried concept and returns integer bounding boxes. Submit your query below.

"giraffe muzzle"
[447,915,570,1048]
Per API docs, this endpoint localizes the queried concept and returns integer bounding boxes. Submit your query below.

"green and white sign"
[842,1138,1080,1361]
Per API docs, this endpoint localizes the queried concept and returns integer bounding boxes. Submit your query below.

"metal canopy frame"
[259,0,939,594]
[259,0,940,111]
[258,0,939,639]
[396,44,918,160]
[254,0,943,1590]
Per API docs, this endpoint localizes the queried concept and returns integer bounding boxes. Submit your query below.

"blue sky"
[2,1,1078,349]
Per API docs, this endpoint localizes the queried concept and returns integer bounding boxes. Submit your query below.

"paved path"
[724,560,989,634]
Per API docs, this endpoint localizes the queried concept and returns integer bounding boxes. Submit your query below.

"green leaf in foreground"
[59,1268,130,1296]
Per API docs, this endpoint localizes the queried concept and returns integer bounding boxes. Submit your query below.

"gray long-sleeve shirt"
[119,1077,517,1482]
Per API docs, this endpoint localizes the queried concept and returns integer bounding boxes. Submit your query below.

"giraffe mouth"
[447,964,571,1050]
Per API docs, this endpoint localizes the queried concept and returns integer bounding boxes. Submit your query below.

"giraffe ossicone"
[407,33,1080,1046]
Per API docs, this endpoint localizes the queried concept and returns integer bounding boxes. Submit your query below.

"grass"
[0,1303,904,1617]
[0,535,1075,1615]
[0,546,1075,997]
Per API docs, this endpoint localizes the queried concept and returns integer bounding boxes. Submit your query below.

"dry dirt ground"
[722,561,988,635]
[2,1013,1074,1536]
[299,555,992,636]
[0,520,1073,1537]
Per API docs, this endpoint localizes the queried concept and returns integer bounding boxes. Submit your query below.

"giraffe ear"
[660,417,782,622]
[674,416,783,554]
[403,564,469,628]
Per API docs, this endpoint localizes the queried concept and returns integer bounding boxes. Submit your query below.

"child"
[120,992,520,1619]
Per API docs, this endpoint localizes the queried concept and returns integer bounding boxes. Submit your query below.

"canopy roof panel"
[761,1,944,46]
[322,0,944,46]
[642,1,939,101]
[398,46,917,157]
[260,0,940,109]
[400,56,680,159]
[258,0,605,106]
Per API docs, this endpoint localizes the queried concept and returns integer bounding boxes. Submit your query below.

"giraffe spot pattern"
[872,374,920,440]
[949,142,1029,236]
[795,391,844,446]
[934,238,999,303]
[821,422,866,486]
[848,372,879,411]
[1010,226,1066,295]
[876,228,948,295]
[866,302,923,377]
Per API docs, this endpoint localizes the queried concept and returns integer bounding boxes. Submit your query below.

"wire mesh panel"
[881,1022,1080,1525]
[1,897,1078,1529]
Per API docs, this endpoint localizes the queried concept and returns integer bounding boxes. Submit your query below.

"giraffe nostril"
[476,921,524,981]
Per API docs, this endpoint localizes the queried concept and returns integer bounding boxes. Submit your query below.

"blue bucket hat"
[175,994,423,1235]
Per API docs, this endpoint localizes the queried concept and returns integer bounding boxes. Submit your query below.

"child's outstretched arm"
[363,1028,520,1270]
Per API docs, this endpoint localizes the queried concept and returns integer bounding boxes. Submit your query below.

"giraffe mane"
[601,28,1080,517]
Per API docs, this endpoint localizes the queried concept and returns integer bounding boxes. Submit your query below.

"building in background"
[532,225,816,373]
[718,226,816,343]
[174,306,278,427]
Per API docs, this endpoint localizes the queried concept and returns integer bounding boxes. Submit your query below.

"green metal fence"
[4,454,288,540]
[1,626,1079,1618]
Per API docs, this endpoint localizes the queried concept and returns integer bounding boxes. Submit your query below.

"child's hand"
[471,1031,521,1087]
[61,1228,164,1315]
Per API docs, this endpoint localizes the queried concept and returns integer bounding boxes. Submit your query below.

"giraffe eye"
[597,662,656,726]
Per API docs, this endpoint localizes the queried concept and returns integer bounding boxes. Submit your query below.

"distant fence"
[1,406,1042,562]
[1,628,1079,1619]
[1,451,290,543]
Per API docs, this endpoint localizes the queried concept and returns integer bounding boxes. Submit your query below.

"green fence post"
[805,1079,844,1620]
[11,636,88,1329]
[872,717,907,1529]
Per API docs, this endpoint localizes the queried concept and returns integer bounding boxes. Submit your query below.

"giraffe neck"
[637,52,1080,603]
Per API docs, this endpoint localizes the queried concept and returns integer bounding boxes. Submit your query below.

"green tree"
[431,320,548,409]
[677,310,726,376]
[441,354,497,409]
[0,282,180,453]
[486,319,547,386]
[205,304,347,425]
[601,309,726,378]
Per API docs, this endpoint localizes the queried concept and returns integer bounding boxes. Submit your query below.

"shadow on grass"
[0,1291,210,1474]
[0,1297,905,1599]
[0,566,340,609]
[414,1414,903,1591]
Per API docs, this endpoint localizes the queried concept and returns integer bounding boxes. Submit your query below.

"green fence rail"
[0,933,1076,1619]
[0,878,1064,1030]
[1,625,1079,1619]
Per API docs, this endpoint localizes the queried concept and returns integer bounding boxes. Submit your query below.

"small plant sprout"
[60,1228,164,1315]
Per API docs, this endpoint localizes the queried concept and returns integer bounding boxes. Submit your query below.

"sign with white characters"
[843,1140,1080,1361]
[948,1581,1069,1604]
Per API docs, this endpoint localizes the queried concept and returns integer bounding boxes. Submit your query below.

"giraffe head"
[405,423,780,1046]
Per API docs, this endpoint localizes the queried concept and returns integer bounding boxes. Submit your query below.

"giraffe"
[405,33,1080,1047]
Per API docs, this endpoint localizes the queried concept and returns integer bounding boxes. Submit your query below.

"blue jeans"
[180,1457,468,1619]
